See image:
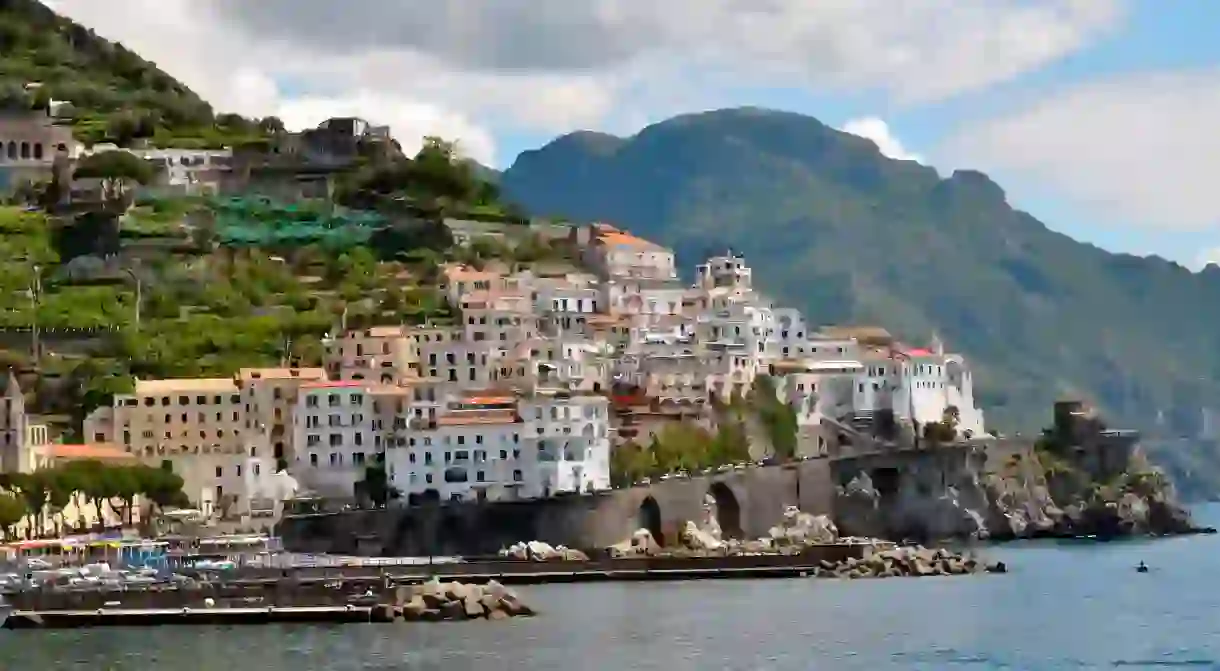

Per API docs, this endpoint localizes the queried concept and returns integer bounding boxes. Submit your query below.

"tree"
[749,375,799,460]
[942,405,961,432]
[0,492,24,540]
[257,116,285,134]
[133,465,188,513]
[358,464,397,507]
[73,150,156,202]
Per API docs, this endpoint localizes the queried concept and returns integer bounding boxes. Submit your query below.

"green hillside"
[501,107,1220,433]
[0,0,267,147]
[0,136,569,441]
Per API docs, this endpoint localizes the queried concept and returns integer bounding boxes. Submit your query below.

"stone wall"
[281,459,839,555]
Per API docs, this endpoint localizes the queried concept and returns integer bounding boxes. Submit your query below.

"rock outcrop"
[833,409,1212,543]
[608,528,663,557]
[499,541,589,562]
[393,579,535,622]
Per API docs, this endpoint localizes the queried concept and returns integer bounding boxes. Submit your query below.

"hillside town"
[2,229,985,527]
[0,98,988,536]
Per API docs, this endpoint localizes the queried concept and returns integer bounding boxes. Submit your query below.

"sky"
[40,0,1220,268]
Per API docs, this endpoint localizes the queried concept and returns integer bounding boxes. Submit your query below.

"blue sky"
[48,0,1220,267]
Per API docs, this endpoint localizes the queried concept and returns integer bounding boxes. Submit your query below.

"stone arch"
[708,481,743,540]
[637,495,664,546]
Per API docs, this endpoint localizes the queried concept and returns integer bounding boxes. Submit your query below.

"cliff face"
[832,439,1201,543]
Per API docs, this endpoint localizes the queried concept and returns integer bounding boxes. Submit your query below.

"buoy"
[204,597,215,608]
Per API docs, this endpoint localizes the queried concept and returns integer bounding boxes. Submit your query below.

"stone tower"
[0,369,27,473]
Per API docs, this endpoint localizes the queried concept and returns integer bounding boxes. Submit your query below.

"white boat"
[0,596,10,628]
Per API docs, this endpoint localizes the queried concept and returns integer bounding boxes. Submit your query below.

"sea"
[4,505,1220,671]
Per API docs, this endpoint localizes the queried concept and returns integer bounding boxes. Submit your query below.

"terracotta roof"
[366,326,408,338]
[301,381,368,390]
[444,265,500,282]
[598,231,661,250]
[461,395,515,405]
[239,367,327,381]
[136,378,237,394]
[368,384,412,396]
[45,443,133,461]
[436,412,519,426]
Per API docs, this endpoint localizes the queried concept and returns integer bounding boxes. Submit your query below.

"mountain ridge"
[501,106,1220,433]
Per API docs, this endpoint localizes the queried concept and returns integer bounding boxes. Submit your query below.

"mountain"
[0,0,262,147]
[501,107,1220,432]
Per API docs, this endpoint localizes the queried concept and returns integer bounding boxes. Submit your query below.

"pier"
[3,605,380,629]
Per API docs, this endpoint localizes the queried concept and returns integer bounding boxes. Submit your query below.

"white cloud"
[41,0,504,164]
[1193,247,1220,271]
[276,92,497,166]
[840,117,923,163]
[938,70,1220,231]
[40,0,1124,167]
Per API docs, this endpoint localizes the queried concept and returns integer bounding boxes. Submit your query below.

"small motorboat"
[1136,561,1149,573]
[0,595,11,627]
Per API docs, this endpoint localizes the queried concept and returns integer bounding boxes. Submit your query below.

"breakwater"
[6,546,876,614]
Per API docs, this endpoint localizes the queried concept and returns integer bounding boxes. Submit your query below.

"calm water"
[5,507,1220,670]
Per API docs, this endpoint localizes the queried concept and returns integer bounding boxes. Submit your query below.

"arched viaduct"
[280,459,837,556]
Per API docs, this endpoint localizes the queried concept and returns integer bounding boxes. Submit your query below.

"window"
[310,453,318,466]
[215,466,223,478]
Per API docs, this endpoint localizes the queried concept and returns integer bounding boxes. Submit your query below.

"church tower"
[930,332,945,357]
[0,369,27,473]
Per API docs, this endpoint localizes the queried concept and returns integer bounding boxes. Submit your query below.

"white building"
[519,390,612,495]
[582,223,677,281]
[82,143,231,194]
[386,394,526,502]
[292,381,377,498]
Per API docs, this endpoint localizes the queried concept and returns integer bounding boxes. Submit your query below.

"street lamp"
[29,264,41,360]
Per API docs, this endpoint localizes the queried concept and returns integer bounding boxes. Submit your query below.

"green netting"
[209,195,387,247]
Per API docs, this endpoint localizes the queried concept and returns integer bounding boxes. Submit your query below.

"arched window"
[19,142,29,159]
[6,142,15,160]
[32,143,42,160]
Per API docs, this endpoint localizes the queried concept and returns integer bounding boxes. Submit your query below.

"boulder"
[440,600,465,621]
[499,594,535,617]
[609,528,661,557]
[371,604,398,623]
[401,597,428,621]
[484,579,509,601]
[464,596,486,619]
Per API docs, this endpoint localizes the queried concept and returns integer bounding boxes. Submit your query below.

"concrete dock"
[3,605,379,629]
[1,548,878,628]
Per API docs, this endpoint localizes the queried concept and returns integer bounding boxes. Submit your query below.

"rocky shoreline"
[500,503,1009,581]
[834,404,1217,544]
[386,579,535,622]
[814,546,1007,579]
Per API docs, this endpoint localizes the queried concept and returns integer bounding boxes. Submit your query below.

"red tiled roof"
[301,381,368,390]
[46,443,134,461]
